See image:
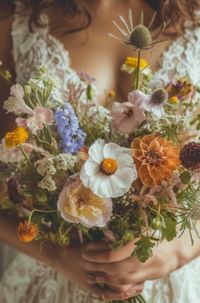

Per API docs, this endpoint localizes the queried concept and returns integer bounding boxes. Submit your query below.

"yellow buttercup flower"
[5,127,29,148]
[121,57,150,74]
[126,57,148,69]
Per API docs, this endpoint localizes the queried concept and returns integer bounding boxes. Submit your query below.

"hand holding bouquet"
[1,9,200,303]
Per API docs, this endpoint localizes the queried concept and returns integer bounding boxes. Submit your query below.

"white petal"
[152,106,165,118]
[114,167,137,188]
[80,167,90,187]
[89,139,105,163]
[107,175,129,198]
[103,142,121,159]
[84,160,100,176]
[89,173,113,198]
[128,90,149,105]
[118,154,133,168]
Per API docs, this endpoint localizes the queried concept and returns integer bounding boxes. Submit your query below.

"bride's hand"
[54,240,136,301]
[81,233,200,300]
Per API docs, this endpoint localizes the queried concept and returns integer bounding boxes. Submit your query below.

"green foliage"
[161,216,177,241]
[133,237,155,262]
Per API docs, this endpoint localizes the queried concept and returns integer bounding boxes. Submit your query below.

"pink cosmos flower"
[16,107,53,134]
[111,94,146,134]
[57,178,112,228]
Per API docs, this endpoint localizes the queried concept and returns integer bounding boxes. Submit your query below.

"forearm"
[0,213,60,270]
[175,220,200,268]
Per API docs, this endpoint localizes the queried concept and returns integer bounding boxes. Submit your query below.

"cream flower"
[3,84,33,115]
[57,178,112,228]
[80,139,137,198]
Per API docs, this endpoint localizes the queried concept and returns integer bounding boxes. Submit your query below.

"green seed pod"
[130,24,152,49]
[87,84,94,100]
[152,218,161,230]
[151,88,168,105]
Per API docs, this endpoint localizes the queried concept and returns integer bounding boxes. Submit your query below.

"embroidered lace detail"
[12,0,88,102]
[150,23,200,89]
[1,1,200,302]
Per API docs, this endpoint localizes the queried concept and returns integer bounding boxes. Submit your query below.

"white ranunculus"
[80,139,137,198]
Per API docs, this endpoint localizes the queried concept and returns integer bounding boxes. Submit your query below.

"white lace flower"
[38,175,56,192]
[35,158,56,177]
[53,153,77,171]
[3,84,33,115]
[80,139,137,198]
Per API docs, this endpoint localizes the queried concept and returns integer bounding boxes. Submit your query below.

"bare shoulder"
[0,13,15,136]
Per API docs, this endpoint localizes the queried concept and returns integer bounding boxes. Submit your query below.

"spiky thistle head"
[109,9,165,50]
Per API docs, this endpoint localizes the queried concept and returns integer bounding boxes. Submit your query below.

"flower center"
[100,158,118,175]
[146,150,162,165]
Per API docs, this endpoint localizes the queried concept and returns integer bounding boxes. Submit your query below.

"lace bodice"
[12,1,200,91]
[1,2,200,303]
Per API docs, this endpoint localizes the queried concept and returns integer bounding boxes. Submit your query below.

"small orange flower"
[5,127,28,148]
[17,221,38,243]
[132,134,180,187]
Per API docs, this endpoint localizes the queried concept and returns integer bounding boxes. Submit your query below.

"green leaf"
[133,237,154,262]
[161,217,177,241]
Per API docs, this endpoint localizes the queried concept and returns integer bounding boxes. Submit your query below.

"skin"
[0,0,200,301]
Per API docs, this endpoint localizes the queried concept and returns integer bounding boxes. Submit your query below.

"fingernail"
[96,277,105,283]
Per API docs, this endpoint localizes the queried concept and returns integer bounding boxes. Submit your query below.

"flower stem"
[19,144,35,170]
[28,209,58,226]
[136,50,142,90]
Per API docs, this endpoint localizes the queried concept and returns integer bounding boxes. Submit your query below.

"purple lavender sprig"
[54,103,86,154]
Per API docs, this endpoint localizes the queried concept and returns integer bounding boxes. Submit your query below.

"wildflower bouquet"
[1,9,200,303]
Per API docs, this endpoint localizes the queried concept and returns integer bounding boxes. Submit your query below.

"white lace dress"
[1,2,200,303]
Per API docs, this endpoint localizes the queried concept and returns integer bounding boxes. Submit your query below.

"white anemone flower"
[80,139,137,198]
[129,89,168,118]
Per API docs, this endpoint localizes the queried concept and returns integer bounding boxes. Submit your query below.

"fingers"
[83,258,132,274]
[94,271,145,286]
[83,240,135,263]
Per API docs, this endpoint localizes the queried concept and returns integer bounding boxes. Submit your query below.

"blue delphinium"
[54,103,86,154]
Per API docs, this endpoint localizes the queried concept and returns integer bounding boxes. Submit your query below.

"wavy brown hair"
[2,0,200,35]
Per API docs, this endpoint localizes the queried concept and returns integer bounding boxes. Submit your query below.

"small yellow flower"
[121,57,150,74]
[5,127,28,148]
[169,96,179,105]
[17,221,38,243]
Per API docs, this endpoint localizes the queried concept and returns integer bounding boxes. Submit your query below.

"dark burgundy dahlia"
[180,142,200,169]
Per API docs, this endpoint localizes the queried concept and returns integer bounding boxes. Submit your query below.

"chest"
[59,27,173,102]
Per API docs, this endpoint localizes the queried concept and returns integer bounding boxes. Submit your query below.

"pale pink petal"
[34,107,54,129]
[16,118,27,128]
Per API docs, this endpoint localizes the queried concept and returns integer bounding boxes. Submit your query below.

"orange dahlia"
[17,221,38,243]
[132,134,180,187]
